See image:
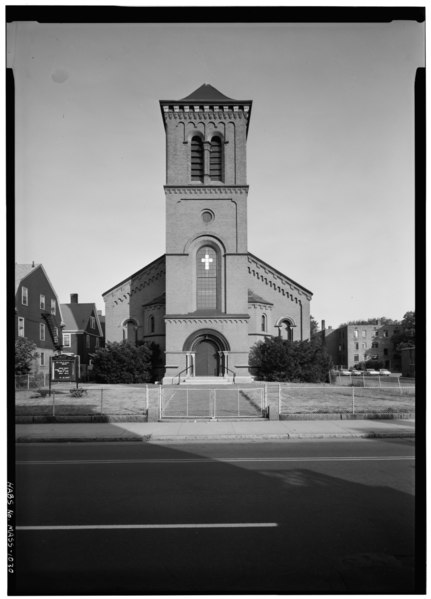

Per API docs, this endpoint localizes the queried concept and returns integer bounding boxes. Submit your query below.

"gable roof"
[102,255,166,297]
[61,303,104,336]
[248,252,313,298]
[15,263,41,292]
[248,290,273,305]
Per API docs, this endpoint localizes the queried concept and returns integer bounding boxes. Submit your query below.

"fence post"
[159,385,162,418]
[52,391,55,417]
[27,374,30,390]
[278,384,281,415]
[237,388,240,417]
[100,389,104,415]
[146,385,149,410]
[352,385,355,415]
[398,376,402,396]
[186,388,189,417]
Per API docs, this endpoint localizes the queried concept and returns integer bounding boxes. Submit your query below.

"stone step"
[180,376,233,385]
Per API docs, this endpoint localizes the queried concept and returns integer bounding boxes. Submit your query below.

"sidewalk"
[15,418,416,443]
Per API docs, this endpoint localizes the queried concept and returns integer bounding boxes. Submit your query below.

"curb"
[15,431,415,443]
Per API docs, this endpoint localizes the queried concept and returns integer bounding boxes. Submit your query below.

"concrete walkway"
[15,418,415,443]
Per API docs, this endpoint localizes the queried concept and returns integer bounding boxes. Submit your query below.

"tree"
[392,311,415,352]
[249,337,333,382]
[310,315,319,337]
[92,341,160,384]
[338,317,398,327]
[15,337,38,375]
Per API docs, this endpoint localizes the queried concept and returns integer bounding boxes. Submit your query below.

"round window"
[201,210,214,223]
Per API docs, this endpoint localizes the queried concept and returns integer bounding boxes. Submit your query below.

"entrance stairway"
[179,376,233,385]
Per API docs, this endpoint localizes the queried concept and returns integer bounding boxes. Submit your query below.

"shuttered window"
[210,136,222,181]
[191,136,204,181]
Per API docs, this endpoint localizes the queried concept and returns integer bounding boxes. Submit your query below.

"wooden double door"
[194,339,220,376]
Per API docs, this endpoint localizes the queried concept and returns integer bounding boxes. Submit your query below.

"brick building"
[324,322,400,370]
[103,84,312,383]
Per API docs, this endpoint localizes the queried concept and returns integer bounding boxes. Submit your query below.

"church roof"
[143,292,165,307]
[248,290,273,305]
[180,84,237,103]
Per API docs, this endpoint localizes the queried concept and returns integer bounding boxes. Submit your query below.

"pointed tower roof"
[180,83,237,103]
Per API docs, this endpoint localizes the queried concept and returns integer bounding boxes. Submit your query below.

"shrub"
[91,341,160,384]
[249,337,333,382]
[15,338,38,375]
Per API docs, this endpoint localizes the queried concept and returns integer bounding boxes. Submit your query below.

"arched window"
[149,315,155,333]
[191,136,204,181]
[210,136,222,181]
[261,314,267,332]
[123,319,138,345]
[196,246,218,310]
[283,321,293,341]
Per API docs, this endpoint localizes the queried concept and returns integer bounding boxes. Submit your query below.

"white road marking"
[16,522,278,531]
[16,456,415,465]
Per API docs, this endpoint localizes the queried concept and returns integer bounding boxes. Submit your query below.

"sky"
[9,16,424,329]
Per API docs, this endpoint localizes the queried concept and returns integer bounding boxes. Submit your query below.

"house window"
[86,334,90,349]
[51,299,56,315]
[196,246,218,310]
[384,348,388,356]
[353,330,358,338]
[210,136,222,181]
[40,323,45,341]
[191,136,204,181]
[40,352,45,366]
[63,333,71,347]
[18,317,25,337]
[362,342,367,349]
[149,315,155,333]
[261,314,267,332]
[95,337,100,349]
[362,330,367,338]
[354,354,359,362]
[372,342,379,348]
[40,295,45,310]
[22,286,28,306]
[355,343,359,350]
[90,316,96,329]
[384,330,389,337]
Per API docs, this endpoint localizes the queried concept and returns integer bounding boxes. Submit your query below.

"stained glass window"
[197,247,217,310]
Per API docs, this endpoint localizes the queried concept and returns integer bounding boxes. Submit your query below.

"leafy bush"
[91,341,160,384]
[249,337,333,382]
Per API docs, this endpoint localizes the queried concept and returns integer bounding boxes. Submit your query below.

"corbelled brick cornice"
[164,186,248,195]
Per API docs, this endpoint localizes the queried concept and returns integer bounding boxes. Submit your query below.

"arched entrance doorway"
[195,339,219,376]
[183,329,230,378]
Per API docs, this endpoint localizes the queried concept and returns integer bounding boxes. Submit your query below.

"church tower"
[160,84,254,383]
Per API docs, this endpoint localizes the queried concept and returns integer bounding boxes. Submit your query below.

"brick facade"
[103,85,312,383]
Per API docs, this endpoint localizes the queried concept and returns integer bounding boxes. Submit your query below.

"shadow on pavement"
[12,431,420,595]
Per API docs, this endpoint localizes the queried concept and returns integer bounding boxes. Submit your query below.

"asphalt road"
[11,438,419,594]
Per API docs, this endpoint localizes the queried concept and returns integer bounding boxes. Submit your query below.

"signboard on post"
[49,355,80,394]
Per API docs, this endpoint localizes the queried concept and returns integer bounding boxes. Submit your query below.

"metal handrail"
[177,364,193,385]
[224,366,236,384]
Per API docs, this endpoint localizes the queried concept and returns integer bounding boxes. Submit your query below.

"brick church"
[103,84,312,384]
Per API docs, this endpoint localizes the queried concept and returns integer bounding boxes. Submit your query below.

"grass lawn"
[14,381,415,418]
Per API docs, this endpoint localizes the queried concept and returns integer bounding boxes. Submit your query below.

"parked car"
[350,369,362,376]
[339,369,351,376]
[379,369,391,376]
[365,369,379,375]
